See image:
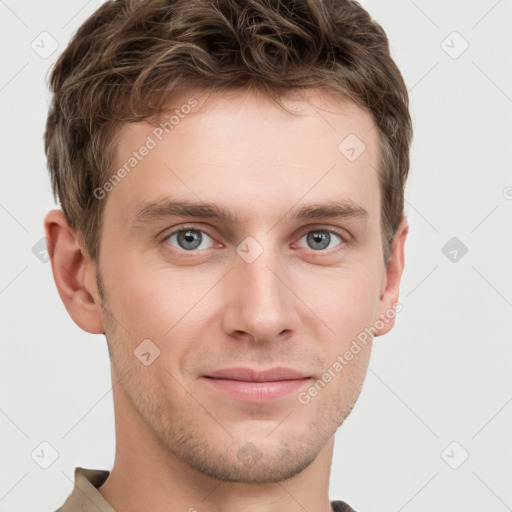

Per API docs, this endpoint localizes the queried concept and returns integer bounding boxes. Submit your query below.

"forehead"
[106,87,381,228]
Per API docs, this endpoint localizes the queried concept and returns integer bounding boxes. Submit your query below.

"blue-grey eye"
[166,229,214,251]
[299,230,342,251]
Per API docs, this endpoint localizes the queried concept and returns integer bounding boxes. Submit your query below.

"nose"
[220,240,300,344]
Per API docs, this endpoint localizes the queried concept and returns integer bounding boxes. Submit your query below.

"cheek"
[100,253,169,339]
[313,264,382,347]
[101,251,223,356]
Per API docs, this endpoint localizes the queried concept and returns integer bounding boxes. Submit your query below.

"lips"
[202,367,311,402]
[204,366,309,382]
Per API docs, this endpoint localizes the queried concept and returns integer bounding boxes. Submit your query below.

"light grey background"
[1,1,511,511]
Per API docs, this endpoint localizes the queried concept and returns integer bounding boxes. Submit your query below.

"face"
[87,87,404,483]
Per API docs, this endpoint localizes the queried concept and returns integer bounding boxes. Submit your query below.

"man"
[44,0,412,510]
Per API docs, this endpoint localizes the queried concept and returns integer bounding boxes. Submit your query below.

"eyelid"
[292,226,349,252]
[295,224,351,243]
[160,223,352,253]
[160,225,220,248]
[160,221,212,236]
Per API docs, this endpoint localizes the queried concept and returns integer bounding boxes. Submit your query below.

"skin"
[45,87,408,512]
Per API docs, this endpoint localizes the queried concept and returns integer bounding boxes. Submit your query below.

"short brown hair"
[45,0,412,264]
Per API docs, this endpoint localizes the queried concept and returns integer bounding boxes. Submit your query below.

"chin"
[184,443,319,483]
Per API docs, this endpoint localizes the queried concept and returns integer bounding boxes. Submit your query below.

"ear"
[374,217,408,337]
[44,209,105,334]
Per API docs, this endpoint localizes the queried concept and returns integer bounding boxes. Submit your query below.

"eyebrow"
[131,198,368,227]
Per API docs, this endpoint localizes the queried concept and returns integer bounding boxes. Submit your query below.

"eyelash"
[160,225,350,257]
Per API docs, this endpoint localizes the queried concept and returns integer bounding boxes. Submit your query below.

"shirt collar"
[57,467,115,512]
[57,466,355,512]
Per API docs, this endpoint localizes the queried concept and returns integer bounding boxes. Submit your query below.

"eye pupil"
[168,228,341,254]
[307,231,330,250]
[178,230,202,250]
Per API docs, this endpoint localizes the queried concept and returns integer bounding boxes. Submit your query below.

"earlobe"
[374,217,409,337]
[44,209,105,334]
